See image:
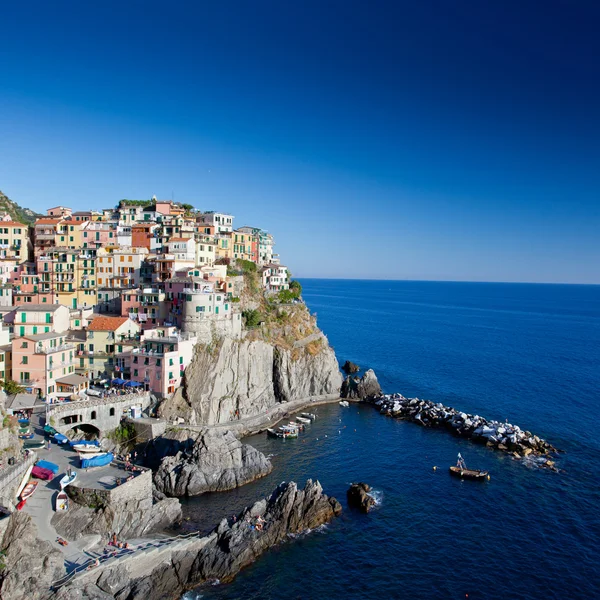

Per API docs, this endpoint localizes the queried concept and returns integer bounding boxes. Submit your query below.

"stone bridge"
[47,392,153,436]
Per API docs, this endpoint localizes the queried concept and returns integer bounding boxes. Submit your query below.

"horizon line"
[294,277,600,286]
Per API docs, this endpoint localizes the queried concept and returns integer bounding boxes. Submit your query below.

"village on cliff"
[0,198,292,404]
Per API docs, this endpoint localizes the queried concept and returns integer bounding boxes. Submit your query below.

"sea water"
[183,280,600,599]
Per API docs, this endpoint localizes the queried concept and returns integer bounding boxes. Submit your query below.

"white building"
[261,264,289,292]
[167,238,196,262]
[199,212,234,233]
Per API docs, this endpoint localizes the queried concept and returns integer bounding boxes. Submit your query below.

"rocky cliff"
[150,428,272,496]
[160,303,342,426]
[0,512,64,600]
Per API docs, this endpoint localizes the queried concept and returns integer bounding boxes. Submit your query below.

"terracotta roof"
[0,221,27,227]
[87,316,131,331]
[168,237,191,242]
[35,218,62,225]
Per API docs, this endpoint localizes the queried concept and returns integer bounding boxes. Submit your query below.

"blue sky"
[1,1,599,283]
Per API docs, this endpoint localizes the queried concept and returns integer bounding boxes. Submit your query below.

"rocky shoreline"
[368,393,560,469]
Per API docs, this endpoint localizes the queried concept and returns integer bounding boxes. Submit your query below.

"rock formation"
[0,512,64,600]
[151,428,272,496]
[342,360,360,374]
[160,304,342,426]
[370,393,559,466]
[57,480,342,600]
[341,368,382,400]
[347,483,376,513]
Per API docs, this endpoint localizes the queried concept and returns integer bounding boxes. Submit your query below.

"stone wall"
[0,452,36,511]
[181,312,242,343]
[127,417,167,442]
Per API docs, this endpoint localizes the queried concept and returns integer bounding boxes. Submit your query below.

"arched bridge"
[46,392,153,436]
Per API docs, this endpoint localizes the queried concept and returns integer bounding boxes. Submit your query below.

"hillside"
[0,190,41,224]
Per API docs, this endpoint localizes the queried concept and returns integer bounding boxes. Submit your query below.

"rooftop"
[88,316,131,331]
[15,304,64,312]
[22,331,65,341]
[56,374,89,386]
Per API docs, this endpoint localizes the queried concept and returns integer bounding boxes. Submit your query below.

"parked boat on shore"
[55,490,69,511]
[36,460,59,474]
[73,444,103,453]
[80,452,114,468]
[449,453,489,481]
[59,471,77,489]
[23,440,45,450]
[20,481,38,501]
[15,465,34,499]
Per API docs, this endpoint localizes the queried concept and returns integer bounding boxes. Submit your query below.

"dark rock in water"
[0,512,65,600]
[341,369,382,400]
[152,429,272,497]
[347,483,376,513]
[59,480,342,600]
[342,360,360,374]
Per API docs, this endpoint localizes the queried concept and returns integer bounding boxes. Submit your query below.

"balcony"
[35,343,75,354]
[36,233,56,240]
[48,359,74,370]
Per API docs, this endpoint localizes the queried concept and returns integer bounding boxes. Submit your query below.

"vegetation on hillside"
[0,190,41,224]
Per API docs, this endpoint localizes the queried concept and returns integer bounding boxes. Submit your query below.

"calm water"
[183,280,600,600]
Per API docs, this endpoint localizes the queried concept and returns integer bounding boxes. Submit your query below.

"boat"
[18,418,30,426]
[23,440,46,450]
[44,425,57,437]
[449,453,489,481]
[73,444,103,453]
[68,439,99,448]
[20,481,38,501]
[19,432,34,439]
[301,412,317,421]
[287,421,305,431]
[267,428,284,438]
[36,460,59,474]
[339,401,350,407]
[80,452,114,469]
[59,471,78,489]
[54,433,69,445]
[55,490,69,511]
[32,465,54,480]
[295,416,311,424]
[267,427,298,439]
[15,465,34,499]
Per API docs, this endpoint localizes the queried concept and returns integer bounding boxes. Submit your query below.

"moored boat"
[301,412,317,421]
[59,471,78,489]
[449,453,489,481]
[55,490,69,511]
[339,401,350,407]
[20,481,38,501]
[296,416,311,424]
[287,421,305,431]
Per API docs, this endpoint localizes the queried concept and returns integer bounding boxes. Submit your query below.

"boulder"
[341,369,382,400]
[342,360,360,374]
[347,483,376,513]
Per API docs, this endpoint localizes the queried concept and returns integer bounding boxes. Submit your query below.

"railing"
[35,343,75,354]
[51,529,201,590]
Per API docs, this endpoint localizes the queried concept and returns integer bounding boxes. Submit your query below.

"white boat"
[301,412,317,421]
[73,444,102,453]
[287,421,305,430]
[55,490,69,511]
[59,471,77,489]
[15,465,34,499]
[339,401,350,407]
[296,416,311,424]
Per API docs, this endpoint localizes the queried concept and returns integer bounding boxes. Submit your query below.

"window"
[91,411,97,420]
[21,341,28,348]
[134,369,138,376]
[156,358,161,367]
[168,372,173,380]
[179,357,183,364]
[22,356,28,364]
[21,312,26,323]
[109,407,115,416]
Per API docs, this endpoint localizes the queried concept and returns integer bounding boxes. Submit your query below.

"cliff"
[160,301,342,426]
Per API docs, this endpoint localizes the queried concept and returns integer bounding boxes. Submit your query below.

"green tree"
[242,309,263,328]
[0,380,25,395]
[289,280,302,297]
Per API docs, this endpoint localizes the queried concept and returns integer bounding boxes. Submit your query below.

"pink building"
[121,288,168,330]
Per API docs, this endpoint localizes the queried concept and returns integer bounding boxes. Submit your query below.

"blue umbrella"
[111,378,125,385]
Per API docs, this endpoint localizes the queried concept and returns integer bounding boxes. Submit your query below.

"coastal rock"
[342,360,360,374]
[347,483,376,513]
[60,480,342,600]
[152,429,272,496]
[0,512,65,600]
[341,369,382,400]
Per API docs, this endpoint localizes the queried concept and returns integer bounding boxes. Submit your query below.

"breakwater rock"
[151,429,273,497]
[347,483,376,513]
[58,480,342,600]
[342,360,360,374]
[341,368,382,400]
[369,394,559,468]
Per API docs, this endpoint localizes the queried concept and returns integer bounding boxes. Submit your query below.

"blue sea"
[183,280,600,600]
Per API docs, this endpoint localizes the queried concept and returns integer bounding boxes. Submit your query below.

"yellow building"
[0,221,30,263]
[214,231,233,261]
[96,247,149,290]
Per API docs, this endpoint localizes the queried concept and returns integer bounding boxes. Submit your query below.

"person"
[47,440,51,451]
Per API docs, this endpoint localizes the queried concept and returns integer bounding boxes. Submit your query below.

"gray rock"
[347,483,376,513]
[153,429,272,497]
[342,360,360,374]
[341,369,382,400]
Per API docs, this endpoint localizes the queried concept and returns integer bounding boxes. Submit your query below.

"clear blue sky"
[1,1,599,283]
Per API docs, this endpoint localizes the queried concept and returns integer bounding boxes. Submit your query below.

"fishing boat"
[55,491,69,512]
[44,425,57,437]
[449,453,490,481]
[278,426,299,438]
[20,481,38,501]
[267,427,298,439]
[59,471,77,489]
[339,400,350,407]
[267,428,284,438]
[16,465,34,499]
[23,440,46,450]
[301,412,317,421]
[80,452,114,469]
[296,416,311,424]
[73,444,103,453]
[287,421,305,431]
[19,432,34,439]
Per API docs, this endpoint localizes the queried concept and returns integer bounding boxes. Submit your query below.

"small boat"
[287,421,305,431]
[18,418,30,426]
[267,427,298,439]
[20,481,38,501]
[301,412,317,421]
[44,425,57,437]
[19,432,34,439]
[339,401,350,407]
[23,440,46,450]
[80,452,114,469]
[36,460,59,474]
[73,444,103,453]
[59,471,77,489]
[449,453,489,481]
[55,490,69,511]
[295,416,311,424]
[68,439,99,448]
[54,433,69,445]
[267,428,284,438]
[32,466,54,480]
[16,465,34,499]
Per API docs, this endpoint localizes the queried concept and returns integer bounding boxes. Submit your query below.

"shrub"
[242,309,263,328]
[0,380,25,395]
[289,280,302,296]
[236,259,257,274]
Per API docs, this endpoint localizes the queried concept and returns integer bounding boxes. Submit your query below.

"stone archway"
[64,423,101,440]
